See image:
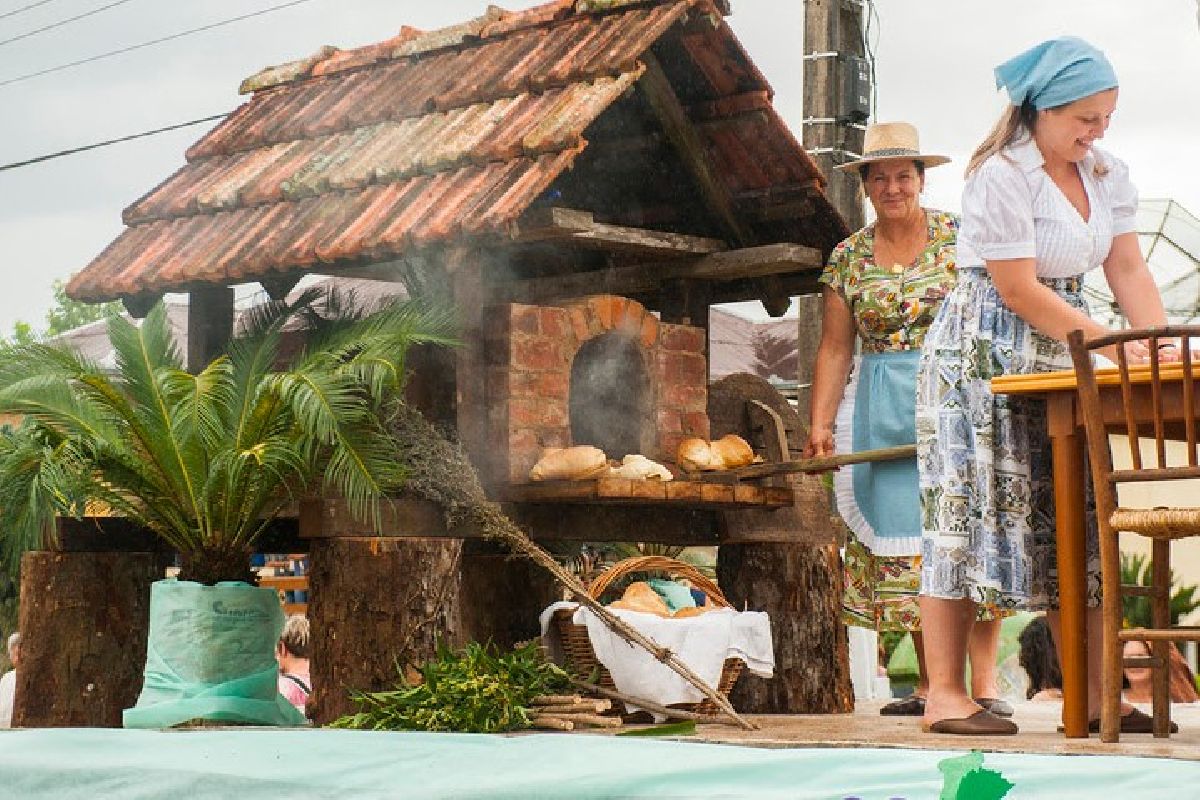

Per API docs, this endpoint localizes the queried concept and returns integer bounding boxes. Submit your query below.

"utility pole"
[796,0,868,423]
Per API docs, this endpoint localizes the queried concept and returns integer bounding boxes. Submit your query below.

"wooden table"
[993,363,1198,738]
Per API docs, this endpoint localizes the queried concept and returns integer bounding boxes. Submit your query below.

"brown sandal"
[879,695,925,716]
[1089,708,1179,735]
[923,709,1019,736]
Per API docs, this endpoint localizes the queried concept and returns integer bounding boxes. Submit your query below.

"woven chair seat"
[1110,507,1200,539]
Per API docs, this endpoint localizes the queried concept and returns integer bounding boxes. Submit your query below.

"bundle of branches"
[390,405,755,731]
[331,641,570,733]
[527,695,621,731]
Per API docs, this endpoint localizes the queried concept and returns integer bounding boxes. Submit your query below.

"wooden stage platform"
[691,699,1200,761]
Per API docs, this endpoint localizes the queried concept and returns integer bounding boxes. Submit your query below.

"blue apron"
[844,350,921,554]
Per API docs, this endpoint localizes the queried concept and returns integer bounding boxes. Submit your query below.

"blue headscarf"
[994,36,1118,110]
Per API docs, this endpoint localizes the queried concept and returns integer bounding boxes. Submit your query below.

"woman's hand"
[1110,339,1181,365]
[802,425,838,471]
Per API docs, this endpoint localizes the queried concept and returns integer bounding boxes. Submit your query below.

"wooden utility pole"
[796,0,867,423]
[802,0,867,232]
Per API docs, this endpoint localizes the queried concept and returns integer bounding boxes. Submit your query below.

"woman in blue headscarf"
[915,37,1178,735]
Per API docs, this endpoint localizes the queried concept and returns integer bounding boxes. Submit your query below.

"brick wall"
[486,295,709,484]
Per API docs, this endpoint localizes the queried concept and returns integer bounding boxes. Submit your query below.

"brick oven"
[486,294,709,485]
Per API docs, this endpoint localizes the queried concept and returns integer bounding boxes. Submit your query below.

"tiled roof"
[69,0,842,303]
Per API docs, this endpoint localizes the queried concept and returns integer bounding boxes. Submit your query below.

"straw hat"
[834,122,950,172]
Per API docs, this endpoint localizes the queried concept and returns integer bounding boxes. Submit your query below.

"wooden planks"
[509,207,725,257]
[500,478,792,508]
[490,242,821,304]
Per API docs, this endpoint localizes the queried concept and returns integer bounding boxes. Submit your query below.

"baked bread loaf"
[529,445,608,481]
[676,434,755,471]
[711,434,754,469]
[672,603,717,618]
[608,454,674,481]
[607,581,671,616]
[677,438,718,472]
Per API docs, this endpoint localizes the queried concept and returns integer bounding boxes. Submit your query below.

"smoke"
[568,332,652,460]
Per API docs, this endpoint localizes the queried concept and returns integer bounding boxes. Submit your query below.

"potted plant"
[0,289,456,726]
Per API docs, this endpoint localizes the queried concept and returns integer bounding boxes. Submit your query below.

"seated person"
[276,615,311,714]
[1017,616,1062,701]
[1123,640,1199,704]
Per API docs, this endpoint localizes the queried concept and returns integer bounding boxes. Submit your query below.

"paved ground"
[687,699,1200,760]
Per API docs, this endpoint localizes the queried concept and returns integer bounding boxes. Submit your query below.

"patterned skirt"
[915,269,1101,610]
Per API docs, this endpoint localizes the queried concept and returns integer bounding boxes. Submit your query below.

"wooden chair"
[1068,325,1200,742]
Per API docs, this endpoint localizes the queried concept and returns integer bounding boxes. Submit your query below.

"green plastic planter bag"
[124,579,306,728]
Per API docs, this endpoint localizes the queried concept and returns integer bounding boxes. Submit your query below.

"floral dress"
[917,140,1138,610]
[822,209,1003,631]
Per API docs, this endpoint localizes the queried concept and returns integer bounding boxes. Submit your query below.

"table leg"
[1048,393,1089,738]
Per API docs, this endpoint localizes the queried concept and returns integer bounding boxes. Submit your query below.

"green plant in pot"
[0,289,457,727]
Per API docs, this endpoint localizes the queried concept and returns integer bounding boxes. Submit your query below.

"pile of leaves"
[331,641,571,733]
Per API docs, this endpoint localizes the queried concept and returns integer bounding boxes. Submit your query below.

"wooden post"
[709,374,853,713]
[186,285,234,374]
[802,0,866,232]
[13,550,161,727]
[307,536,462,725]
[794,293,823,425]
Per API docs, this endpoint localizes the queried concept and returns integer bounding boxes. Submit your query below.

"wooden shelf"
[499,477,793,508]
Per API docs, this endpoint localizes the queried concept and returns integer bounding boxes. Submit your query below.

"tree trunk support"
[307,536,463,726]
[14,551,161,727]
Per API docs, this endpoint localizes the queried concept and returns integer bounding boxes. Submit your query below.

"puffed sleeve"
[1100,150,1139,236]
[819,240,850,297]
[961,158,1036,261]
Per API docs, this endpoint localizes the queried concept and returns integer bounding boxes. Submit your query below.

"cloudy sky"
[0,0,1197,333]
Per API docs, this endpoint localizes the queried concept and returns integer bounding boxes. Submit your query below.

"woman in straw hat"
[916,36,1177,735]
[804,122,1009,719]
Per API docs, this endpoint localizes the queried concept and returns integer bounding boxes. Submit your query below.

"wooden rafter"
[637,52,749,248]
[488,243,821,304]
[509,207,725,257]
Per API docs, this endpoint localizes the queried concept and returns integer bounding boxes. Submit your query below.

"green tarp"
[0,728,1195,799]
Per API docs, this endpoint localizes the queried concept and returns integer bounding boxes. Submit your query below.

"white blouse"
[957,137,1139,278]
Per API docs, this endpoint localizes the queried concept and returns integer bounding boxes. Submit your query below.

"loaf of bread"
[529,445,609,481]
[607,581,671,616]
[608,454,674,481]
[677,438,718,471]
[676,434,755,471]
[672,603,717,618]
[711,434,754,469]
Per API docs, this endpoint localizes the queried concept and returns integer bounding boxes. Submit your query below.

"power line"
[0,0,138,48]
[0,112,229,173]
[0,0,60,22]
[0,0,321,89]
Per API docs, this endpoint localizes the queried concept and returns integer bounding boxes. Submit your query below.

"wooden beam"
[298,498,481,539]
[186,285,233,374]
[490,243,821,304]
[510,207,726,257]
[638,52,749,247]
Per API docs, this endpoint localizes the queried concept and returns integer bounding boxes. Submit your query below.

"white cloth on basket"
[539,602,773,717]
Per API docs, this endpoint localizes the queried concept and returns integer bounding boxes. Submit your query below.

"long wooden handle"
[694,444,917,483]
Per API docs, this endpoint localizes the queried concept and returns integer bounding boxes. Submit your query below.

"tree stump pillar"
[14,550,160,727]
[307,537,462,725]
[709,373,853,713]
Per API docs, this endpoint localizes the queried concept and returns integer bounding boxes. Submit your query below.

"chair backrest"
[1067,326,1200,516]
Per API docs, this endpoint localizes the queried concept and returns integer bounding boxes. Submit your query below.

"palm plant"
[1120,552,1200,629]
[0,289,457,584]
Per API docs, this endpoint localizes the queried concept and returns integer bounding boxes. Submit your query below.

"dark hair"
[858,159,926,182]
[1018,616,1062,699]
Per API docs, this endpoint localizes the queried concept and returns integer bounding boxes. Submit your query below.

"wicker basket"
[551,555,745,716]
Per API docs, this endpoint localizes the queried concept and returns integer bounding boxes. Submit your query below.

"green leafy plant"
[0,289,457,583]
[1120,552,1200,629]
[332,641,571,733]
